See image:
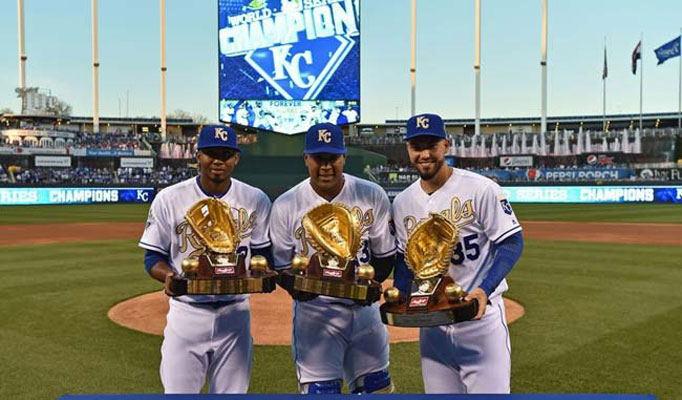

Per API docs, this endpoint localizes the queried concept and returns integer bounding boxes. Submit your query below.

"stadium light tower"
[160,0,167,139]
[474,0,481,136]
[540,0,548,136]
[410,0,416,117]
[92,0,100,133]
[17,0,26,113]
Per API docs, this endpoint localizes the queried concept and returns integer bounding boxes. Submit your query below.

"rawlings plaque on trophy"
[279,203,382,305]
[168,198,277,296]
[380,214,478,327]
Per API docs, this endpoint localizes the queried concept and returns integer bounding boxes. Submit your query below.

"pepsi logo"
[586,154,598,165]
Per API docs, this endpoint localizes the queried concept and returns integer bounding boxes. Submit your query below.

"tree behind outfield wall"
[168,109,210,124]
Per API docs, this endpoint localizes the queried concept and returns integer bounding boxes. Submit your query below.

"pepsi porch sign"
[218,0,361,134]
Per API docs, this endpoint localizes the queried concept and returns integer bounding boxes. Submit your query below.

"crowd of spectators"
[12,167,117,185]
[116,166,196,185]
[1,129,144,151]
[1,165,197,186]
[68,131,143,150]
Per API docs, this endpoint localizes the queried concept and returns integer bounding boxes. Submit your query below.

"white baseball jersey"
[270,173,396,280]
[269,173,395,385]
[139,176,272,303]
[393,167,520,394]
[392,168,522,299]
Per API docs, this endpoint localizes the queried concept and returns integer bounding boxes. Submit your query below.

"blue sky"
[1,0,681,123]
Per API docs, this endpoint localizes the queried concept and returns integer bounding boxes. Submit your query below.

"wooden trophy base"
[380,276,479,327]
[278,254,381,305]
[171,254,278,296]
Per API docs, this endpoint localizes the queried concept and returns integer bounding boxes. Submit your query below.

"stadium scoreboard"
[218,0,360,134]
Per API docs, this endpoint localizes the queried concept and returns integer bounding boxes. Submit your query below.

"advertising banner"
[0,187,155,206]
[499,155,534,168]
[85,149,135,157]
[120,157,154,169]
[577,152,626,167]
[501,185,682,203]
[635,168,682,181]
[34,156,71,167]
[530,168,632,182]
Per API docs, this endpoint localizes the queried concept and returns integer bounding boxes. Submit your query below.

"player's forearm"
[144,249,172,283]
[479,232,524,296]
[392,252,414,293]
[150,262,173,284]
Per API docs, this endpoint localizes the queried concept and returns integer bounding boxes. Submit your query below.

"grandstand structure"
[1,110,680,199]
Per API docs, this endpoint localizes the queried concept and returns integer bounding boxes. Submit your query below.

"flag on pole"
[602,45,608,79]
[632,40,642,74]
[654,36,681,65]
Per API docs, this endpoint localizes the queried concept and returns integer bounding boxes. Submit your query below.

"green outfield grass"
[0,204,149,225]
[1,204,681,398]
[513,203,682,224]
[1,203,681,225]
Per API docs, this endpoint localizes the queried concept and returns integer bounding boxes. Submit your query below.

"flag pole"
[160,0,167,140]
[541,0,548,137]
[639,32,643,132]
[474,0,481,136]
[678,28,681,132]
[410,0,416,117]
[17,0,26,114]
[603,37,606,133]
[91,0,100,134]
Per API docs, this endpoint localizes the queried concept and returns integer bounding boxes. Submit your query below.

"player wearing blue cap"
[139,125,273,393]
[269,123,397,394]
[392,113,524,393]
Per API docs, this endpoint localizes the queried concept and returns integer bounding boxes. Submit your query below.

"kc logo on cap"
[318,129,332,143]
[305,123,346,155]
[405,113,446,141]
[197,124,240,151]
[214,127,229,141]
[415,116,430,129]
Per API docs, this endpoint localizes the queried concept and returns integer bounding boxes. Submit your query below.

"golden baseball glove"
[185,197,240,254]
[405,214,459,279]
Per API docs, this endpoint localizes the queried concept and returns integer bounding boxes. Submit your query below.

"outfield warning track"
[1,221,680,247]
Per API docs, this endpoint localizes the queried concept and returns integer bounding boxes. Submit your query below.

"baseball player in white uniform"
[392,113,524,394]
[139,125,272,394]
[269,123,397,394]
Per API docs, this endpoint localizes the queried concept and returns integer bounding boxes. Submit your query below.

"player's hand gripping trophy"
[380,214,479,326]
[168,197,277,295]
[279,203,382,305]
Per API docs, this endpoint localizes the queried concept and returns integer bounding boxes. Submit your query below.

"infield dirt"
[2,220,677,345]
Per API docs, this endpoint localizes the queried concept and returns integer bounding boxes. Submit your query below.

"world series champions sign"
[218,0,361,134]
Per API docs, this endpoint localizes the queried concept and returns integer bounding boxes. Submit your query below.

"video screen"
[218,0,360,134]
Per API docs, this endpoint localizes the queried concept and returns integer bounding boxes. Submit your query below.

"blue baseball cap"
[304,123,346,155]
[404,113,447,141]
[197,125,240,152]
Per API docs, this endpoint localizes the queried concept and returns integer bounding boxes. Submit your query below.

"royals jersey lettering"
[392,168,522,299]
[269,173,396,300]
[139,176,271,303]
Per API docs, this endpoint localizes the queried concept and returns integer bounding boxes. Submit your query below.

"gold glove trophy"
[279,203,382,305]
[168,197,277,296]
[380,214,478,326]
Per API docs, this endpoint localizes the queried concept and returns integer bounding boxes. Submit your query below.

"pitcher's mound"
[108,284,524,345]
